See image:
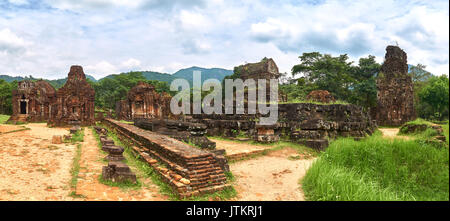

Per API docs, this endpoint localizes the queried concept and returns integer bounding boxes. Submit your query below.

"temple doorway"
[20,101,27,114]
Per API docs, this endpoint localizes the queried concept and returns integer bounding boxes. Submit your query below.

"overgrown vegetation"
[66,129,85,143]
[93,72,172,111]
[281,53,380,109]
[401,118,434,126]
[417,75,449,121]
[302,130,449,201]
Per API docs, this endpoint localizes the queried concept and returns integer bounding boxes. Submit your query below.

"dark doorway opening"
[20,101,27,114]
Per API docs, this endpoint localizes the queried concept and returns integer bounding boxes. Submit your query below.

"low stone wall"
[190,103,376,150]
[102,118,229,198]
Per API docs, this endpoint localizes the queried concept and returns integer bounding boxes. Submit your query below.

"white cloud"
[85,61,118,78]
[0,29,31,55]
[0,0,448,79]
[121,58,141,70]
[178,10,211,30]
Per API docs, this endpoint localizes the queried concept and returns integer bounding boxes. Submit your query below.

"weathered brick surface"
[9,80,56,123]
[49,66,95,126]
[115,81,172,121]
[134,118,217,149]
[373,46,416,126]
[102,161,137,184]
[103,118,230,198]
[306,90,335,103]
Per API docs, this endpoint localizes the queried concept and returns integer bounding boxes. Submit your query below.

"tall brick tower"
[374,46,416,126]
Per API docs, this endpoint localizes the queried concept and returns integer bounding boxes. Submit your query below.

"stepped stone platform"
[102,118,230,198]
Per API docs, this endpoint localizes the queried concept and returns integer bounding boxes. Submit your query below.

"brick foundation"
[102,118,230,198]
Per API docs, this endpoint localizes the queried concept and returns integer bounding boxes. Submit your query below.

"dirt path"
[0,124,25,133]
[379,128,410,140]
[0,123,76,201]
[229,146,315,201]
[74,128,167,201]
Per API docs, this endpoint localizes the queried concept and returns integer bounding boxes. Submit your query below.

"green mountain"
[0,74,98,89]
[1,67,233,88]
[101,67,233,85]
[172,66,233,84]
[142,71,177,82]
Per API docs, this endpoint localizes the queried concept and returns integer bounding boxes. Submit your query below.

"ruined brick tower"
[8,80,56,123]
[115,81,172,121]
[48,65,95,126]
[374,45,415,126]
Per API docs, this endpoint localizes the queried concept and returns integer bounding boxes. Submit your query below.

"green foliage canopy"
[418,75,449,120]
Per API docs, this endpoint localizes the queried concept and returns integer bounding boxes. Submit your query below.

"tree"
[292,52,354,100]
[409,64,433,115]
[93,71,172,111]
[418,75,449,120]
[409,64,432,83]
[348,55,381,109]
[0,80,16,115]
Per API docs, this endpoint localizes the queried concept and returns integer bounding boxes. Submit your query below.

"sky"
[0,0,448,80]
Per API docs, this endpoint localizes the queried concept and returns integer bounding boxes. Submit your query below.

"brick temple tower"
[48,65,96,126]
[374,46,416,126]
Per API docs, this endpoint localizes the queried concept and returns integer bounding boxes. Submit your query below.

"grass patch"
[403,118,433,126]
[0,114,10,124]
[181,186,237,201]
[91,127,108,154]
[443,123,449,144]
[98,174,142,190]
[66,129,85,143]
[119,120,134,125]
[302,131,449,201]
[69,143,83,191]
[279,99,349,105]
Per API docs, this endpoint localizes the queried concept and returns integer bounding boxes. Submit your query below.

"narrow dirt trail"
[379,128,410,140]
[0,123,75,201]
[229,146,315,201]
[74,128,167,201]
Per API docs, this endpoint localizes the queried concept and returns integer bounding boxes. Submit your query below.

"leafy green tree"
[292,52,354,100]
[418,75,449,120]
[0,80,17,115]
[93,71,172,111]
[409,64,433,115]
[348,55,381,109]
[410,64,432,83]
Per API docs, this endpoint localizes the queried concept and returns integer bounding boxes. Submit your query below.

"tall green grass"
[443,123,449,144]
[403,118,434,126]
[302,131,449,201]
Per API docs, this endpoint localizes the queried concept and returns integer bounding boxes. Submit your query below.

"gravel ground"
[0,123,76,201]
[230,146,315,201]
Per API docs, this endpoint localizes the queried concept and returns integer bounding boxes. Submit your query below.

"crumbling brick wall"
[279,103,376,150]
[190,103,376,150]
[374,46,415,126]
[115,82,172,121]
[306,90,335,103]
